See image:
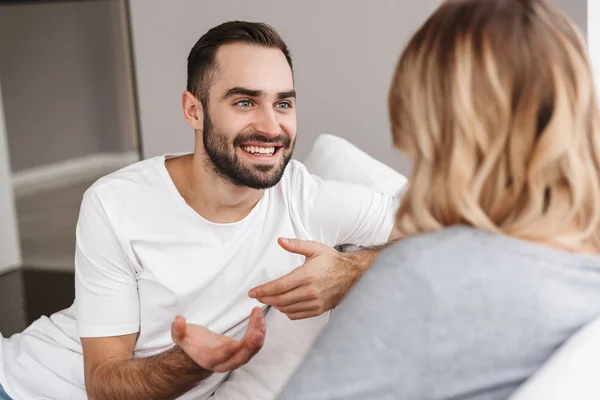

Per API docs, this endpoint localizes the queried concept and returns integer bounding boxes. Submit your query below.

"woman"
[277,0,600,399]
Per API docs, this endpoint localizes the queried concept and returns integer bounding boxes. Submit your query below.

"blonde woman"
[277,0,600,399]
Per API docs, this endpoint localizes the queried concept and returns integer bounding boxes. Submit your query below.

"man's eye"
[236,100,252,108]
[276,102,291,109]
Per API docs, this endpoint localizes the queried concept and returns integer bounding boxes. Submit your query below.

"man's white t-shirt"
[0,155,395,400]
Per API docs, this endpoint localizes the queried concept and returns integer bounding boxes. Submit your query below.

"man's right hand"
[171,307,267,373]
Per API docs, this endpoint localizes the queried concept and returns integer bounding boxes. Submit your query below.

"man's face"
[202,43,296,189]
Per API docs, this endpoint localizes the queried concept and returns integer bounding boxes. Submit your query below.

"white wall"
[129,0,443,176]
[0,78,22,274]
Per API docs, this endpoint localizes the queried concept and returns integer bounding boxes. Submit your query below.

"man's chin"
[234,164,287,189]
[241,172,283,189]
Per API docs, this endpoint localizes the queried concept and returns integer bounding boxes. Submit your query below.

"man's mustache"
[233,133,292,148]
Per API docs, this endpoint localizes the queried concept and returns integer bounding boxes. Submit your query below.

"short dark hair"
[187,21,293,105]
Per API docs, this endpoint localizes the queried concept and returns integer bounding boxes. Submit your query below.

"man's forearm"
[248,238,401,318]
[333,241,397,306]
[343,240,396,274]
[88,345,212,400]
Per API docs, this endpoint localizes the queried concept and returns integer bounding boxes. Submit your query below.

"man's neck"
[165,153,264,224]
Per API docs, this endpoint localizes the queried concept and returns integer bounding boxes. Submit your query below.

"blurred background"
[0,0,597,336]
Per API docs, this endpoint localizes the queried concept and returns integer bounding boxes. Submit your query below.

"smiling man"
[0,22,400,400]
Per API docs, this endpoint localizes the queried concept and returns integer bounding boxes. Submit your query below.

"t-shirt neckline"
[156,153,268,227]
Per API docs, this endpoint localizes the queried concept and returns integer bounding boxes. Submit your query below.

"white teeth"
[242,145,276,155]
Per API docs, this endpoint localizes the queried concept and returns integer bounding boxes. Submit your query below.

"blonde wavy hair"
[389,0,600,251]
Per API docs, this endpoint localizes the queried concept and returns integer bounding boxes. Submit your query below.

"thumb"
[278,237,324,258]
[171,315,187,343]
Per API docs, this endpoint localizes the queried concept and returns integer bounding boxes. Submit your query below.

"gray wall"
[554,0,587,37]
[129,0,445,175]
[0,78,21,273]
[0,0,137,172]
[590,0,600,94]
[129,0,588,177]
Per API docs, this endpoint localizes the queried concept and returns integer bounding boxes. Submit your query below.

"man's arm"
[84,335,210,400]
[84,308,266,400]
[250,164,404,319]
[249,238,399,320]
[342,239,398,275]
[339,225,402,276]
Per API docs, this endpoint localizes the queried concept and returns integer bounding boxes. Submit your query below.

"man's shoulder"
[282,159,309,178]
[278,159,319,188]
[85,155,165,202]
[272,160,325,202]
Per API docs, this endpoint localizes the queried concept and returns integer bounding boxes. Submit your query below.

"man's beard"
[202,113,295,190]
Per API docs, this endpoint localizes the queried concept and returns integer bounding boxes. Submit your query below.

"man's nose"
[253,108,280,138]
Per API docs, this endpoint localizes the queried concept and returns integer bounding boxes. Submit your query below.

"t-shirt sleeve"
[74,189,140,338]
[289,162,397,248]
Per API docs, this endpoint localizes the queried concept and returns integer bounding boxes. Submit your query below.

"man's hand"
[171,307,266,373]
[248,238,361,320]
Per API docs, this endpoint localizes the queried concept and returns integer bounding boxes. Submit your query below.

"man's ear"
[182,91,204,130]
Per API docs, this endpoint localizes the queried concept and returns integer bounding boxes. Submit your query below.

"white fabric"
[303,134,408,196]
[303,133,406,253]
[509,316,600,400]
[0,156,396,400]
[212,306,330,400]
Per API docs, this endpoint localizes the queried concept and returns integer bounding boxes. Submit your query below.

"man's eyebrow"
[221,87,296,101]
[277,90,296,100]
[222,87,262,100]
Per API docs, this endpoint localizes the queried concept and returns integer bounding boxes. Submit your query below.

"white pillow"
[509,317,600,400]
[303,134,408,196]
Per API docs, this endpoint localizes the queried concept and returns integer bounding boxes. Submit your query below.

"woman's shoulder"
[375,225,600,277]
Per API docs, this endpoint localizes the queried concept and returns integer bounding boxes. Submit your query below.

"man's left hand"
[248,238,360,320]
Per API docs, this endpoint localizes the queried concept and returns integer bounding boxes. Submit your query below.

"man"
[0,21,399,400]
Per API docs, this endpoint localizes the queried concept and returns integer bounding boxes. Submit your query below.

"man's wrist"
[343,246,381,273]
[170,345,213,380]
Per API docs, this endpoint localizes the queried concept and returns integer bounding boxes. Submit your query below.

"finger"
[184,309,266,371]
[286,310,321,320]
[198,339,243,370]
[242,308,266,347]
[212,329,265,372]
[249,268,306,299]
[242,307,266,340]
[275,300,321,314]
[171,315,187,343]
[257,285,318,307]
[278,237,325,258]
[212,312,266,372]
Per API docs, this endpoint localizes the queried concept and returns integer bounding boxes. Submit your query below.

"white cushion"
[303,134,408,196]
[510,317,600,400]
